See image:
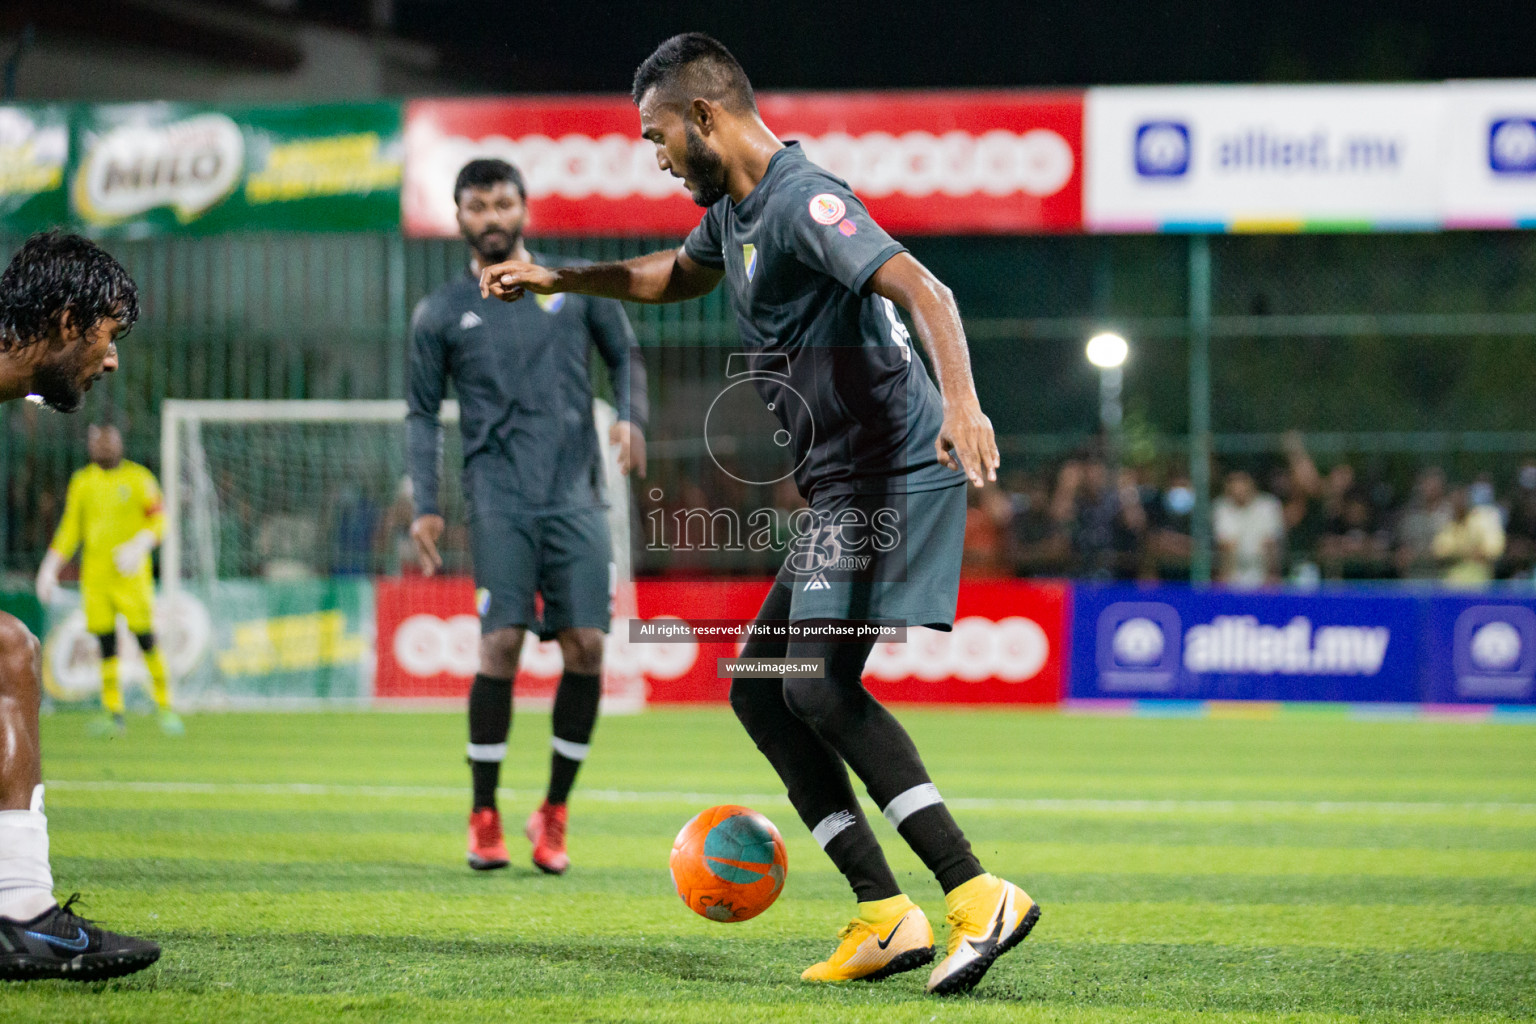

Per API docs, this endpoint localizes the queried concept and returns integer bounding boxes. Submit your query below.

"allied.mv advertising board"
[1084,85,1445,232]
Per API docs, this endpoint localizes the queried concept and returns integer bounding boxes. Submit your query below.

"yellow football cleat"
[926,874,1040,995]
[801,895,936,983]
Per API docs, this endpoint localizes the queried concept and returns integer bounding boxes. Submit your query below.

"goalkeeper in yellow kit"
[35,424,182,737]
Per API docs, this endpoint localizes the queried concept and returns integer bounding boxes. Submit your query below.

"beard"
[29,346,95,413]
[683,125,729,207]
[468,224,520,265]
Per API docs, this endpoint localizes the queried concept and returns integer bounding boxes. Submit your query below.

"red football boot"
[467,807,510,871]
[526,800,570,875]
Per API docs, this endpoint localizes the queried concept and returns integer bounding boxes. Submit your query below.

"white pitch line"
[40,780,1536,816]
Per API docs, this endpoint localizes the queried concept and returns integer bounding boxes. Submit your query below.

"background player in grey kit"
[479,34,1036,996]
[406,159,648,875]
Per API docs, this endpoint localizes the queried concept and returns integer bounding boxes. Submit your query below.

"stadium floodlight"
[1085,332,1129,369]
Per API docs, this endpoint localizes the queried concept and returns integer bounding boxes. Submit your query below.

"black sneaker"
[0,895,161,981]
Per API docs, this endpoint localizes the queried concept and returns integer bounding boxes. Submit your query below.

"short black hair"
[631,33,756,115]
[454,158,527,205]
[0,231,139,354]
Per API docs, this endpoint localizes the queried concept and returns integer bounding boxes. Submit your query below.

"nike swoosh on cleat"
[965,901,1009,959]
[26,927,89,952]
[875,913,908,950]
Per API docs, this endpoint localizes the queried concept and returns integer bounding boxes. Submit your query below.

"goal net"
[148,399,643,711]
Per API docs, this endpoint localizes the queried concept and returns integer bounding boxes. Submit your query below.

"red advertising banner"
[633,579,1066,705]
[375,576,504,700]
[374,577,1066,706]
[403,91,1083,238]
[373,577,646,709]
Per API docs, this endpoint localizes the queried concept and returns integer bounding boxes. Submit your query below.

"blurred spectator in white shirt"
[1213,469,1284,589]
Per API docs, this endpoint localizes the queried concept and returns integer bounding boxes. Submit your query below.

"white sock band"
[882,783,943,828]
[0,808,54,922]
[550,737,590,762]
[466,742,507,762]
[811,809,857,849]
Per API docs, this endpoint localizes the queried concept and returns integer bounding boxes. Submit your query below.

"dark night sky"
[390,1,1536,93]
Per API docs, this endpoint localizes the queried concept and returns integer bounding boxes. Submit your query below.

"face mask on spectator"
[1470,481,1496,507]
[1165,486,1195,516]
[1520,466,1536,491]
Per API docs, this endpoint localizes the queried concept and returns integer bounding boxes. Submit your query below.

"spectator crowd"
[961,433,1536,589]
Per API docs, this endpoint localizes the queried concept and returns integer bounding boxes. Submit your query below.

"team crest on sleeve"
[534,292,566,313]
[742,243,758,281]
[808,193,847,225]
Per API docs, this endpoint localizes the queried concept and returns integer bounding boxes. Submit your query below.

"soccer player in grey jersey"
[407,159,648,876]
[480,36,1036,995]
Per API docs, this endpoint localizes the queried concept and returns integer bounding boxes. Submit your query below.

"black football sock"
[468,673,513,811]
[547,670,602,805]
[784,631,986,895]
[727,584,901,903]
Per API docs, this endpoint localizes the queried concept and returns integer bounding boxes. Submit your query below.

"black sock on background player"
[547,670,601,804]
[468,673,513,810]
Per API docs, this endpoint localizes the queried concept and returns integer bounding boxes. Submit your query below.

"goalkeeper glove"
[35,551,63,603]
[113,530,158,576]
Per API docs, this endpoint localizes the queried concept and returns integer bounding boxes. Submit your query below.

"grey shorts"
[778,483,966,630]
[470,507,614,639]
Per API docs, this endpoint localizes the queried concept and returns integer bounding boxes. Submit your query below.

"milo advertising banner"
[67,102,402,236]
[40,579,373,708]
[0,104,69,233]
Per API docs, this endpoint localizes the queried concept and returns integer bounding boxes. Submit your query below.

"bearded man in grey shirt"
[406,159,647,877]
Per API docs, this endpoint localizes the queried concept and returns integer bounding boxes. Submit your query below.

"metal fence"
[5,230,1536,579]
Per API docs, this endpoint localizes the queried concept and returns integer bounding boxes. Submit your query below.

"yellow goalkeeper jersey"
[48,460,165,588]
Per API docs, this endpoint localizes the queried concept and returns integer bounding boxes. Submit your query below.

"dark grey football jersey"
[406,253,647,518]
[683,142,961,506]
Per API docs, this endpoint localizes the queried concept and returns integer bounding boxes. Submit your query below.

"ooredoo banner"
[402,92,1084,237]
[373,576,649,710]
[629,579,1066,704]
[1070,585,1422,702]
[375,577,1067,705]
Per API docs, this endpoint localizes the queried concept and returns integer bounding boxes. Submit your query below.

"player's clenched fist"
[478,259,558,301]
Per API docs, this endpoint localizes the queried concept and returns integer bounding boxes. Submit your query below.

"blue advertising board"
[1069,586,1423,702]
[1423,595,1536,704]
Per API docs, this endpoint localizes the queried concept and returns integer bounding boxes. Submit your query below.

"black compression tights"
[728,582,984,899]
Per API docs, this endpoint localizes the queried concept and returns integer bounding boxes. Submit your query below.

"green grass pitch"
[7,706,1535,1022]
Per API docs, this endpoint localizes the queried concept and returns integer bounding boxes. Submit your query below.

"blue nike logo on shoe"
[26,927,89,952]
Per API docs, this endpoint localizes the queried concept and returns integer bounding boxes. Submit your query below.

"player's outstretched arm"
[869,253,999,487]
[480,248,722,305]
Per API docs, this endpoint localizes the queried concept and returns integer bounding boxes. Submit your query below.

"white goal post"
[158,398,642,711]
[161,399,468,593]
